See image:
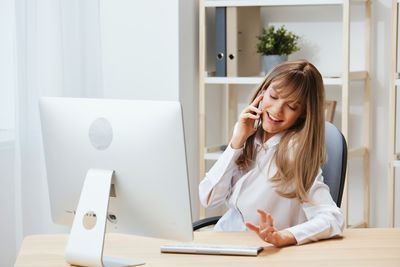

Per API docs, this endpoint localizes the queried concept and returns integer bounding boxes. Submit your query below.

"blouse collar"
[254,127,286,150]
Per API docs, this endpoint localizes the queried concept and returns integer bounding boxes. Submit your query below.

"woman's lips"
[266,112,283,124]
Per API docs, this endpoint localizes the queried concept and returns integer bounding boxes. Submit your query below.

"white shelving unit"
[388,0,399,228]
[199,0,371,228]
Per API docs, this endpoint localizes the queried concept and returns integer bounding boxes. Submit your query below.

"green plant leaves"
[256,25,300,56]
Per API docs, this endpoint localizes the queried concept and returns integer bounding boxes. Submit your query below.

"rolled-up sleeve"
[285,171,344,245]
[199,143,243,208]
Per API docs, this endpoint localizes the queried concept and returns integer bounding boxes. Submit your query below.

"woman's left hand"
[246,209,297,247]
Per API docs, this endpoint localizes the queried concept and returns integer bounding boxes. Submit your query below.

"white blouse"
[199,128,344,245]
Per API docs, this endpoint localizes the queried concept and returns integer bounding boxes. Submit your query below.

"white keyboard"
[160,243,263,256]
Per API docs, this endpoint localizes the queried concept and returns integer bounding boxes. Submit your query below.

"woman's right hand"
[230,94,263,149]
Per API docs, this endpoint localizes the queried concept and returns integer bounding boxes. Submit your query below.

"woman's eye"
[287,104,297,111]
[269,94,278,100]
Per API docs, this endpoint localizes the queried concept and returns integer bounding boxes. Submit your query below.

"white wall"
[205,1,398,227]
[101,0,180,101]
[178,0,199,220]
[100,0,199,220]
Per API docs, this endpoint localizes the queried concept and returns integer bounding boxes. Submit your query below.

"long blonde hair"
[236,60,326,203]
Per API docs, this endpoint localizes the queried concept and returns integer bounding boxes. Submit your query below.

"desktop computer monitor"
[39,97,193,266]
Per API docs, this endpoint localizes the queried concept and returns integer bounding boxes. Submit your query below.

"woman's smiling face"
[260,82,304,138]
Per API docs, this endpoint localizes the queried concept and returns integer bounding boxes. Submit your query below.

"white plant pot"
[263,55,288,75]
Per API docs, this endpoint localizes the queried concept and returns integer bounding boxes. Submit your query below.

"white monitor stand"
[66,169,143,267]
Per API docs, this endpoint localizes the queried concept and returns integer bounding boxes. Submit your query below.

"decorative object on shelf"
[325,100,337,123]
[205,144,228,154]
[256,25,300,74]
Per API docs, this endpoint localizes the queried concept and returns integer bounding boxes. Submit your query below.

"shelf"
[205,71,368,86]
[349,71,368,80]
[205,76,349,85]
[204,151,223,161]
[348,146,367,158]
[205,76,263,84]
[204,0,368,7]
[204,144,226,160]
[348,221,367,228]
[392,160,400,168]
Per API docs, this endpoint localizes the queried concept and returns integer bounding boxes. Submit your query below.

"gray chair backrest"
[322,122,347,207]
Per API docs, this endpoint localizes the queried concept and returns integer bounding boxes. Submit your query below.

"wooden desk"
[15,228,400,267]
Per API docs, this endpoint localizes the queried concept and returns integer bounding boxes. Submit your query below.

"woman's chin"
[262,122,280,134]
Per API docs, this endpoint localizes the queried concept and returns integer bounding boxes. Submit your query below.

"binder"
[215,7,226,77]
[226,7,260,77]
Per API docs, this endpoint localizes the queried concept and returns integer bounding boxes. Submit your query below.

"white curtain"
[13,0,103,254]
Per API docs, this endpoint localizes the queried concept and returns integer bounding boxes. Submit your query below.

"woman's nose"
[270,102,284,115]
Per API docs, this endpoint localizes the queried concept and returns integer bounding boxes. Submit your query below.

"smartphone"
[253,90,264,131]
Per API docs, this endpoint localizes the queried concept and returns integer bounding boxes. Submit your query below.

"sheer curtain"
[13,0,103,256]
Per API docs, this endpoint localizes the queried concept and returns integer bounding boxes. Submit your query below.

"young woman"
[199,60,344,247]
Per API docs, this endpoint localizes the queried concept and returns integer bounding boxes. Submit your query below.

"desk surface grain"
[14,228,400,267]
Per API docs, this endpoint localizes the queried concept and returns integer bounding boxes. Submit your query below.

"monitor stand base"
[103,256,145,267]
[65,168,145,267]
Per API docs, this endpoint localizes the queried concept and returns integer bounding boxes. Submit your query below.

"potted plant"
[256,25,301,74]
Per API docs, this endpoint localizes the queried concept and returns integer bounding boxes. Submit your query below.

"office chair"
[193,121,347,231]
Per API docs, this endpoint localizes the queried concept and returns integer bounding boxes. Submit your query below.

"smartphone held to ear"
[253,91,264,131]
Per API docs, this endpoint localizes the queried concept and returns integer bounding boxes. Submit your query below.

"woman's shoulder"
[315,168,324,181]
[309,168,325,188]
